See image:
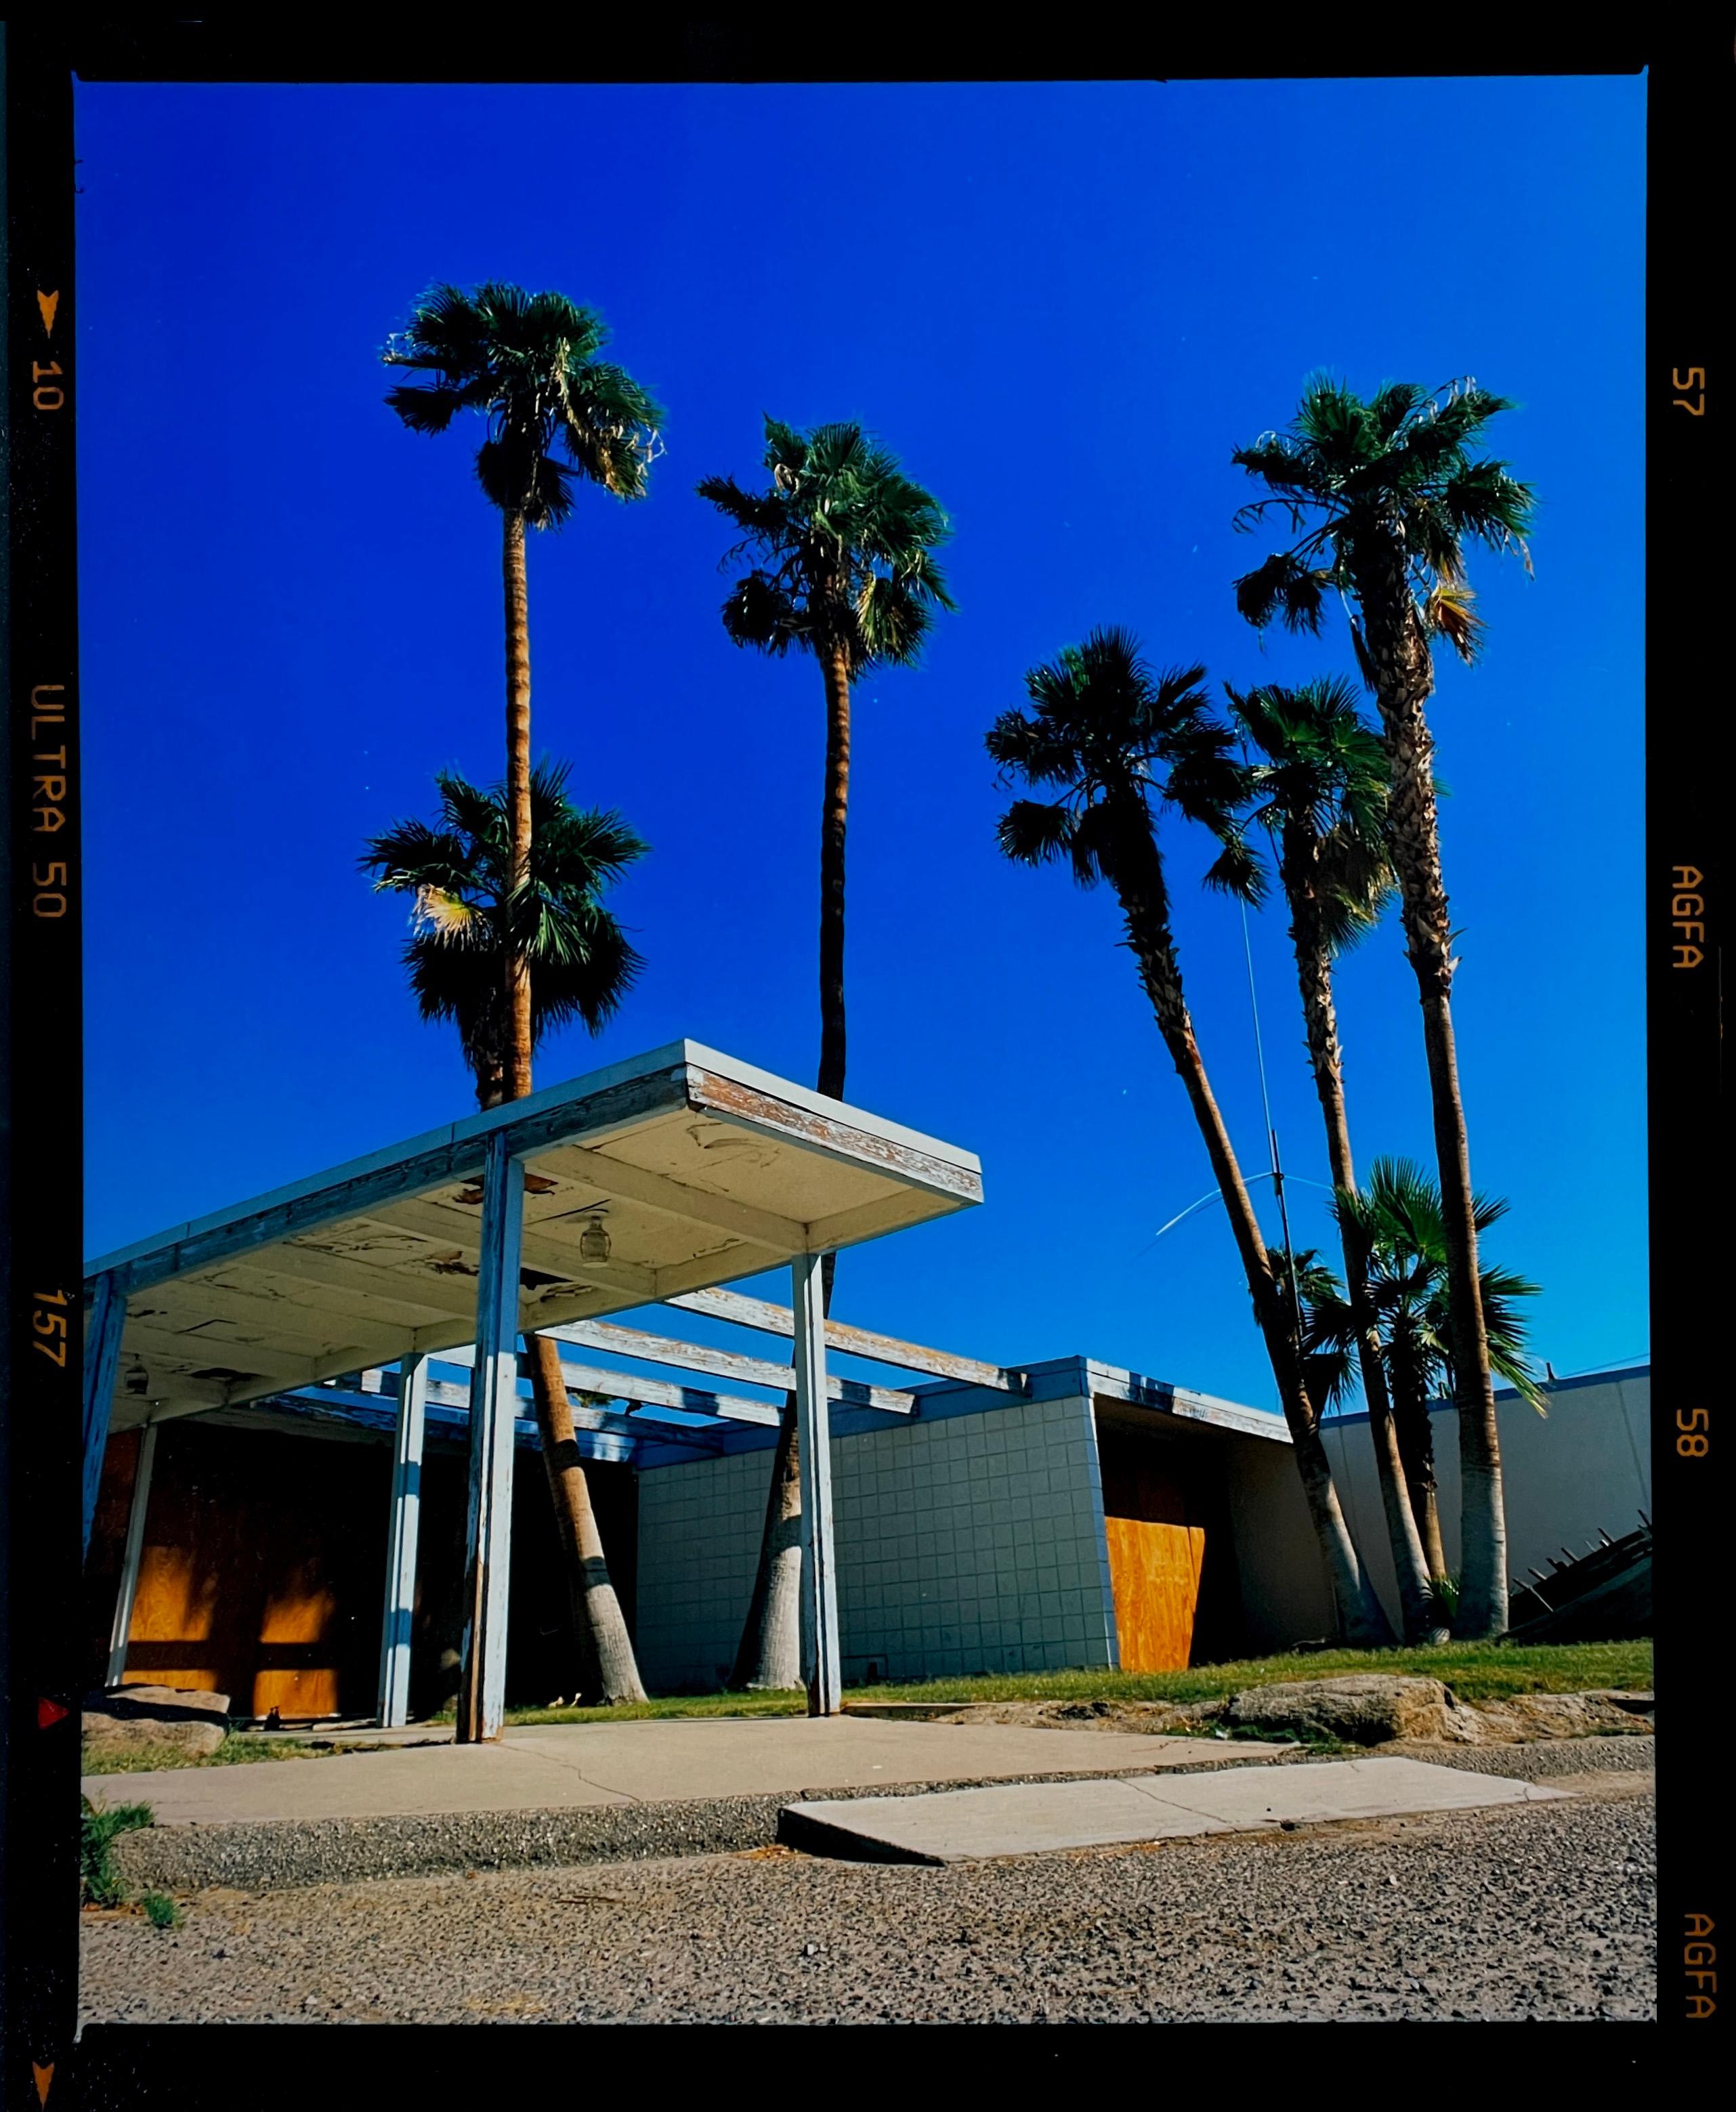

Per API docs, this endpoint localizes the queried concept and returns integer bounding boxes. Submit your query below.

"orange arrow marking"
[37,290,60,335]
[33,2063,54,2106]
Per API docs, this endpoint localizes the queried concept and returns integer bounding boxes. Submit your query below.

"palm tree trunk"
[1116,838,1391,1646]
[493,505,647,1704]
[1353,541,1506,1636]
[503,507,535,1103]
[1286,864,1439,1644]
[728,638,855,1691]
[816,637,851,1103]
[1389,1341,1449,1580]
[523,1335,647,1704]
[725,1404,805,1691]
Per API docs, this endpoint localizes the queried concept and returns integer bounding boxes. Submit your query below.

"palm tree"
[383,284,662,1711]
[363,762,652,1706]
[1231,375,1536,1639]
[699,417,954,1689]
[988,627,1392,1646]
[1306,1158,1548,1615]
[1225,677,1438,1643]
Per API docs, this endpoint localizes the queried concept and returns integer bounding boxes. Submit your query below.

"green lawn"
[851,1639,1651,1708]
[81,1735,345,1775]
[496,1637,1649,1728]
[82,1639,1650,1765]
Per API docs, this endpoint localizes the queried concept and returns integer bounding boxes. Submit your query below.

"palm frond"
[994,798,1083,875]
[1233,551,1333,634]
[701,415,952,669]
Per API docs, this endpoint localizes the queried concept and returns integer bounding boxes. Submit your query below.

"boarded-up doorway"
[1094,1402,1242,1672]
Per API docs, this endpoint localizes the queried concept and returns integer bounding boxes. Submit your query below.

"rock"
[1221,1675,1454,1746]
[82,1714,226,1759]
[1465,1691,1655,1743]
[83,1685,230,1760]
[86,1685,230,1723]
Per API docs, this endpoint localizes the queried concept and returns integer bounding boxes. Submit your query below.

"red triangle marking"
[37,1698,69,1730]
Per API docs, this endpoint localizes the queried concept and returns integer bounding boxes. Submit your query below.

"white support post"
[104,1421,158,1688]
[377,1354,429,1729]
[457,1135,524,1744]
[793,1252,842,1718]
[83,1272,127,1559]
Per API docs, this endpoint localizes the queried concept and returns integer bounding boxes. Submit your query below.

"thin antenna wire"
[1237,748,1305,1359]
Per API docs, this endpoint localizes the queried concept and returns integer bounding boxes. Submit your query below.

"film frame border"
[1,19,1708,2094]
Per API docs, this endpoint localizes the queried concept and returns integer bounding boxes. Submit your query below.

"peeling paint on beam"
[665,1287,1019,1393]
[537,1319,915,1416]
[685,1065,982,1205]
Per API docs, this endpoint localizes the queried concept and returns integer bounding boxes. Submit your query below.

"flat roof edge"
[1324,1362,1650,1427]
[85,1039,981,1284]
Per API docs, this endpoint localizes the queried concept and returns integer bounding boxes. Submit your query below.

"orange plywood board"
[1104,1516,1206,1674]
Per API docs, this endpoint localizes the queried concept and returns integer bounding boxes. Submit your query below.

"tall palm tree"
[988,627,1392,1646]
[364,763,652,1705]
[1231,375,1536,1638]
[383,283,662,1097]
[383,284,662,1712]
[1225,677,1438,1643]
[1306,1158,1548,1615]
[699,417,954,1690]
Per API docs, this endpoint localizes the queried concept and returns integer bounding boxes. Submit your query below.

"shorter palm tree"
[366,762,645,1111]
[1305,1158,1547,1621]
[363,761,650,1704]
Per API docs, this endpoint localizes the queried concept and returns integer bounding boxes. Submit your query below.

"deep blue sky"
[75,76,1647,1414]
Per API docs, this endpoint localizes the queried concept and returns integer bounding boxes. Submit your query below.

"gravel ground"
[82,1756,1653,2025]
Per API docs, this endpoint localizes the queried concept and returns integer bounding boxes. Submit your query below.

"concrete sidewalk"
[83,1716,1288,1828]
[781,1757,1569,1864]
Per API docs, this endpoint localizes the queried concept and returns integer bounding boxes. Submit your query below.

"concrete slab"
[1144,1756,1569,1831]
[782,1776,1234,1862]
[82,1716,1286,1830]
[780,1756,1569,1864]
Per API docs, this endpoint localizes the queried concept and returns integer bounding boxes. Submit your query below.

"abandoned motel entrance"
[85,1040,1327,1731]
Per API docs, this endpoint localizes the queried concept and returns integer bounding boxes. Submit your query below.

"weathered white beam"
[536,1318,914,1415]
[83,1273,127,1557]
[685,1061,982,1204]
[457,1136,524,1745]
[793,1254,841,1718]
[112,1384,228,1418]
[664,1287,1017,1391]
[141,1273,435,1347]
[805,1191,944,1254]
[368,1194,659,1305]
[104,1421,158,1685]
[438,1342,782,1430]
[527,1145,803,1253]
[116,1321,338,1391]
[249,1244,482,1322]
[377,1355,428,1729]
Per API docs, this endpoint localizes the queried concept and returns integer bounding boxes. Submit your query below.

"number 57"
[1673,366,1706,415]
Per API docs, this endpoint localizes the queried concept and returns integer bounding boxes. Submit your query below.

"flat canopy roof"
[88,1040,983,1424]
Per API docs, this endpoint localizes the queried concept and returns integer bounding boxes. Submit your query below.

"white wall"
[1322,1371,1651,1630]
[634,1393,1118,1692]
[1221,1433,1337,1652]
